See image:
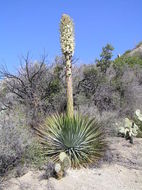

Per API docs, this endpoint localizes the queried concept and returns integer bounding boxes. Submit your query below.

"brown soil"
[1,137,142,190]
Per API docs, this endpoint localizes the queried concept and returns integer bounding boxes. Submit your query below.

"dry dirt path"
[1,137,142,190]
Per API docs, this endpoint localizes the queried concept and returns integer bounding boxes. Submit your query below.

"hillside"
[124,42,142,58]
[1,42,142,190]
[0,2,142,189]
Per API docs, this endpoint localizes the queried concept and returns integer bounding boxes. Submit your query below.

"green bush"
[0,109,32,176]
[36,113,106,168]
[23,141,49,168]
[114,56,142,69]
[0,108,48,177]
[123,50,131,56]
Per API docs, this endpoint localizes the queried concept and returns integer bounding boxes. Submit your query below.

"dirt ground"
[1,137,142,190]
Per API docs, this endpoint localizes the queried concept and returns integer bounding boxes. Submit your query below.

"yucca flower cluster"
[60,14,75,118]
[60,14,75,57]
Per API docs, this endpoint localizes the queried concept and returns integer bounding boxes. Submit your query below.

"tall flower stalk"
[60,14,75,118]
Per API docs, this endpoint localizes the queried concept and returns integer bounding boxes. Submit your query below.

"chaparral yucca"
[37,113,106,168]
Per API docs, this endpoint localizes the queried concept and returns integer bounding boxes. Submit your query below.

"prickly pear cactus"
[134,109,142,138]
[118,118,139,143]
[118,126,125,137]
[135,109,142,121]
[54,163,61,173]
[54,163,63,179]
[59,152,71,171]
[59,152,67,162]
[124,118,132,128]
[54,152,71,179]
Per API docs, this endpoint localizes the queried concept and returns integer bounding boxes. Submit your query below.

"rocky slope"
[126,43,142,58]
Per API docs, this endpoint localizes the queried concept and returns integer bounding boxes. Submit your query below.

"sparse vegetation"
[1,40,142,179]
[0,109,32,177]
[0,56,65,129]
[0,11,142,190]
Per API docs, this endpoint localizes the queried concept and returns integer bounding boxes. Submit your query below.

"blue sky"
[0,0,142,72]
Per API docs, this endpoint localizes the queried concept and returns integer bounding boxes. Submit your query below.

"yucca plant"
[36,113,106,168]
[60,14,75,118]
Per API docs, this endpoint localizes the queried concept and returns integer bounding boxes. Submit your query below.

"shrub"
[97,111,120,136]
[23,141,49,168]
[123,50,131,56]
[114,56,142,69]
[36,113,106,168]
[0,109,32,176]
[0,56,65,128]
[0,108,47,177]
